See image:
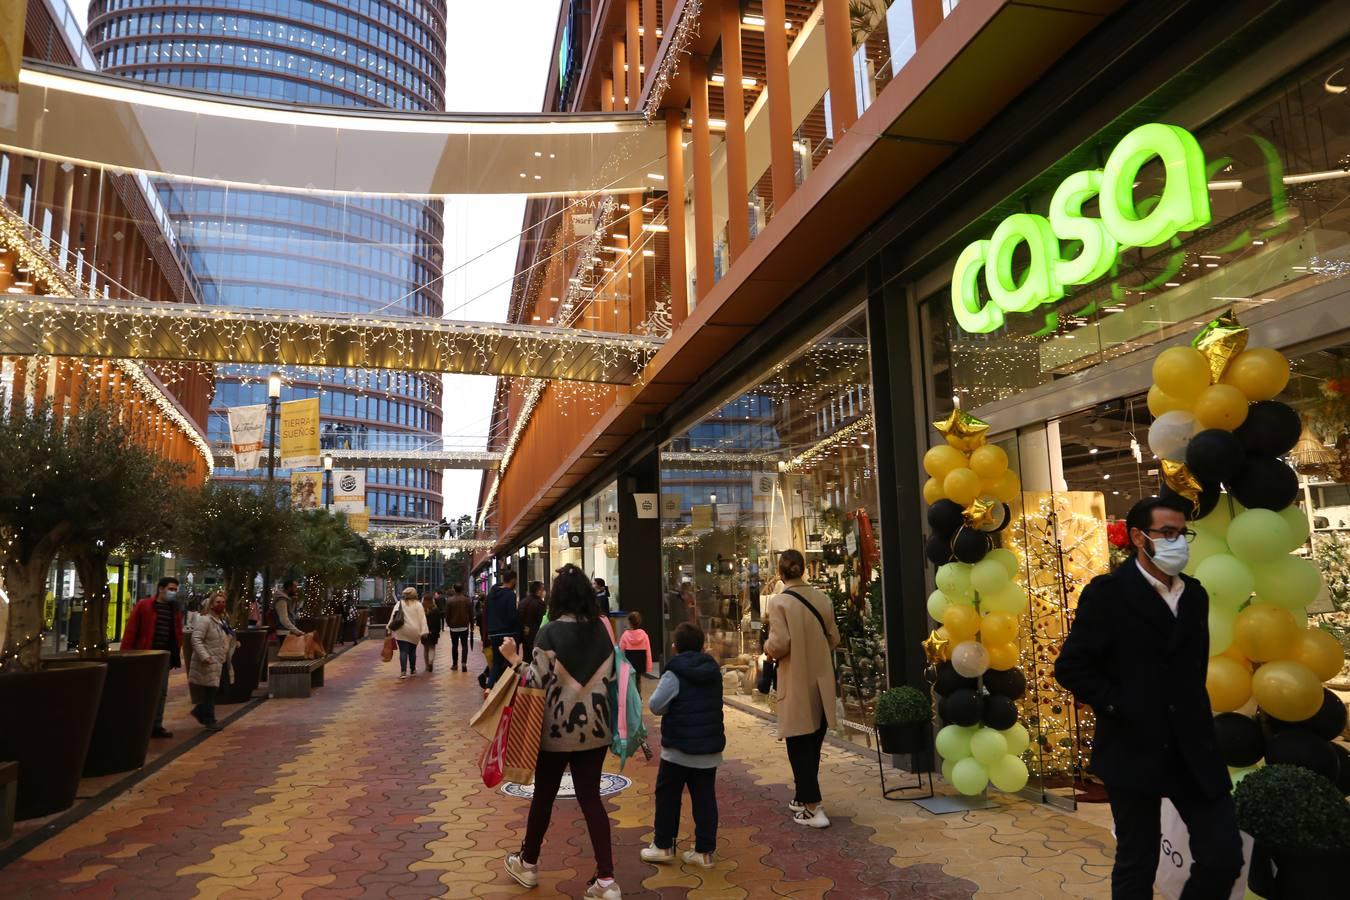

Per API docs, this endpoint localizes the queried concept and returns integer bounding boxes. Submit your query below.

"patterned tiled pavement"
[0,637,1117,898]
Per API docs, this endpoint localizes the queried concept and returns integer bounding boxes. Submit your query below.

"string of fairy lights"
[643,0,702,122]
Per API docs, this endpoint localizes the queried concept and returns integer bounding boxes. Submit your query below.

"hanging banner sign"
[279,397,320,468]
[717,503,739,525]
[661,494,682,519]
[633,493,659,519]
[226,404,267,470]
[333,469,366,512]
[290,471,322,510]
[0,1,22,130]
[951,122,1212,334]
[345,509,370,533]
[752,472,775,497]
[691,505,713,530]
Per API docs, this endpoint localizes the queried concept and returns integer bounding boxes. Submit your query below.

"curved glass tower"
[87,0,447,525]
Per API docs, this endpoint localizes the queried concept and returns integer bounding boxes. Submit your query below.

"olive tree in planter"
[368,545,410,624]
[1235,764,1350,898]
[290,509,373,650]
[875,685,934,768]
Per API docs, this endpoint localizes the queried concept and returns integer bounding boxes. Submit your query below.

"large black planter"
[0,661,107,819]
[369,605,393,625]
[218,628,268,704]
[878,721,934,772]
[47,651,169,777]
[1247,843,1342,898]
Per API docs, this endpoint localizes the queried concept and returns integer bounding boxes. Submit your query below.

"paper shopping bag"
[278,633,308,659]
[380,634,396,663]
[501,683,545,784]
[1155,798,1252,900]
[469,666,519,741]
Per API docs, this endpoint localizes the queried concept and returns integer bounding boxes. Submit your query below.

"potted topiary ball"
[875,685,933,760]
[1235,764,1350,898]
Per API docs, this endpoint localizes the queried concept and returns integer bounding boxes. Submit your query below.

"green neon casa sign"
[951,123,1212,334]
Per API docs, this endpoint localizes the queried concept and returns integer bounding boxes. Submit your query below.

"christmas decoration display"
[1148,312,1348,792]
[923,410,1031,796]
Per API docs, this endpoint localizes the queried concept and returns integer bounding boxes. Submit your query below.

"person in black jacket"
[1055,496,1242,900]
[640,622,725,869]
[485,570,520,687]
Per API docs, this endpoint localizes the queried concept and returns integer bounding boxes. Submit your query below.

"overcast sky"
[68,0,564,523]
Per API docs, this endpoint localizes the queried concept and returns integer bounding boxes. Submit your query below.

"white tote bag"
[1155,799,1253,900]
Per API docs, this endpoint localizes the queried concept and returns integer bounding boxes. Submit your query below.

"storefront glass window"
[584,482,621,610]
[659,309,887,747]
[551,504,583,571]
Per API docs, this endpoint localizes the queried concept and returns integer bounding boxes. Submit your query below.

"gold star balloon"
[1162,460,1203,507]
[934,409,990,451]
[922,629,950,666]
[963,496,998,531]
[1191,309,1248,384]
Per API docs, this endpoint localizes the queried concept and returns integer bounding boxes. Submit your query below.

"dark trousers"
[489,636,512,686]
[784,715,828,805]
[1106,783,1243,900]
[449,629,469,667]
[397,640,418,674]
[189,683,217,724]
[521,746,613,879]
[653,760,718,853]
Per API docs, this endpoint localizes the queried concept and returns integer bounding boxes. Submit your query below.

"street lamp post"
[262,371,281,623]
[323,453,334,512]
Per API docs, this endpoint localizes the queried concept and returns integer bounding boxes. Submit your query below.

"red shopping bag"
[479,674,545,787]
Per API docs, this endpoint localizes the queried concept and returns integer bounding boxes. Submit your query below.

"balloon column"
[1149,312,1349,792]
[923,409,1032,795]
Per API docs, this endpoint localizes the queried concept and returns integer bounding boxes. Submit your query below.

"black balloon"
[944,688,983,727]
[1334,743,1350,797]
[928,500,966,537]
[952,527,990,564]
[982,695,1019,730]
[1186,429,1246,485]
[1304,689,1349,741]
[1235,400,1302,457]
[982,667,1026,700]
[1264,728,1339,780]
[926,532,950,567]
[1194,481,1221,519]
[1213,713,1265,768]
[936,694,950,724]
[1227,454,1299,511]
[934,662,976,697]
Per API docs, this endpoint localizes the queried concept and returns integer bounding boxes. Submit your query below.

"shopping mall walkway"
[0,638,1115,898]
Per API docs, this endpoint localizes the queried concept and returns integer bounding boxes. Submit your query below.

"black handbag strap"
[781,589,837,678]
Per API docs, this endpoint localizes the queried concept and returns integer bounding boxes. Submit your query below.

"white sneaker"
[792,806,830,829]
[399,673,407,680]
[787,799,805,813]
[583,878,622,899]
[682,850,714,868]
[505,853,538,888]
[640,844,675,863]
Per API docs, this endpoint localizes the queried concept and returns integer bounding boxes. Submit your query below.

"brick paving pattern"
[0,638,1116,897]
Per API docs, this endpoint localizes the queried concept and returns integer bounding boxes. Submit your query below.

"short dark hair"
[283,579,297,592]
[528,580,544,597]
[500,569,517,585]
[548,565,601,623]
[593,577,606,588]
[627,611,642,629]
[778,549,805,580]
[452,583,463,593]
[674,622,704,654]
[157,577,179,590]
[1126,496,1190,537]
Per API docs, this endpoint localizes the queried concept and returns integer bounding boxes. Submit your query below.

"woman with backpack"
[496,564,622,899]
[763,549,840,829]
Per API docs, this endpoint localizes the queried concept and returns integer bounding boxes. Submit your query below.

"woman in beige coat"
[763,549,840,829]
[189,591,236,731]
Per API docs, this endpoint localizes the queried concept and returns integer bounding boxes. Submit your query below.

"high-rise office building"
[86,0,448,525]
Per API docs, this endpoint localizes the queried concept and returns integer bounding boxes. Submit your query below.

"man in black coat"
[1055,496,1243,899]
[485,570,520,688]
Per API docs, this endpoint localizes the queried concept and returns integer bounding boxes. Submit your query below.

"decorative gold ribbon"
[1191,309,1248,383]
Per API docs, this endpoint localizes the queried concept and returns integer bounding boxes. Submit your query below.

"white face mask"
[1147,535,1190,577]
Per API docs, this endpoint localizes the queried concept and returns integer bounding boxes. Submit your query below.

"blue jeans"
[397,640,418,674]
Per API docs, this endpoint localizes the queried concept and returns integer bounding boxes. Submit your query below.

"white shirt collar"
[1135,559,1184,616]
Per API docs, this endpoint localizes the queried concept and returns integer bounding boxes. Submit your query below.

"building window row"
[211,382,441,431]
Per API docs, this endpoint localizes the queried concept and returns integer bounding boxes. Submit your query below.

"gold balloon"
[1251,660,1323,722]
[923,444,969,481]
[934,409,990,447]
[1206,655,1253,713]
[944,604,981,641]
[992,470,1022,504]
[969,444,1009,480]
[923,629,951,665]
[1292,627,1345,683]
[944,467,982,507]
[1222,347,1291,401]
[1192,309,1249,383]
[1162,460,1203,507]
[1153,346,1212,401]
[1147,384,1191,417]
[984,642,1020,671]
[963,496,998,531]
[980,611,1019,645]
[923,477,947,505]
[1193,384,1250,431]
[1234,603,1299,662]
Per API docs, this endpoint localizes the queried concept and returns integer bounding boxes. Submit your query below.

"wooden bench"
[0,760,17,840]
[268,658,326,698]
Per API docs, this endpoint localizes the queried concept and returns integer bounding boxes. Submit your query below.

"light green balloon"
[989,754,1030,793]
[936,562,975,601]
[1000,723,1030,756]
[941,757,956,785]
[927,590,951,624]
[1194,555,1254,612]
[1228,765,1261,788]
[1227,509,1292,564]
[986,547,1020,579]
[1195,496,1240,538]
[970,728,1009,766]
[981,584,1028,615]
[1251,554,1323,611]
[1208,608,1235,655]
[1278,505,1311,552]
[935,724,975,761]
[1185,530,1229,575]
[971,558,1010,596]
[951,757,990,796]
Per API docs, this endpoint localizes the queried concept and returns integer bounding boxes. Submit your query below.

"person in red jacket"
[122,576,184,738]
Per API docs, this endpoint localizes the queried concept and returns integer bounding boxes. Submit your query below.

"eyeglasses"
[1145,527,1197,543]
